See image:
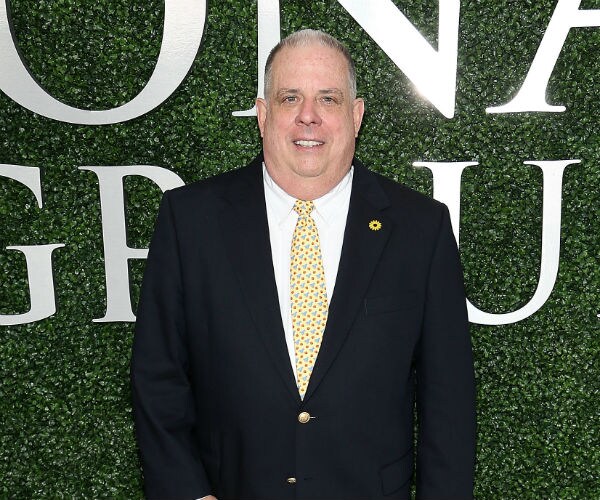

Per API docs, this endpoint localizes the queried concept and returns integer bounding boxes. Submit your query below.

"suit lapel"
[217,157,393,404]
[218,157,301,404]
[304,161,392,401]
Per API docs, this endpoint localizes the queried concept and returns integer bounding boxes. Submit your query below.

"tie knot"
[293,200,314,217]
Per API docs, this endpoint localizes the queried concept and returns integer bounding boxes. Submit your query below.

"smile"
[293,140,324,148]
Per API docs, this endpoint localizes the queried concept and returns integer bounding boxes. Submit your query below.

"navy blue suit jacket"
[131,154,476,499]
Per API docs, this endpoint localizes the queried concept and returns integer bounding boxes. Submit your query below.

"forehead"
[270,44,350,90]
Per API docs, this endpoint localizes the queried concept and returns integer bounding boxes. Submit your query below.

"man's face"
[256,44,364,196]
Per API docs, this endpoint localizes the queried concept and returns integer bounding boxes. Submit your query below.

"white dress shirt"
[262,164,353,382]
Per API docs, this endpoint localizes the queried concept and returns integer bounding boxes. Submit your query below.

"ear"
[256,98,267,137]
[352,98,365,137]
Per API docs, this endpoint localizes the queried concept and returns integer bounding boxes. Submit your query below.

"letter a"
[487,0,600,113]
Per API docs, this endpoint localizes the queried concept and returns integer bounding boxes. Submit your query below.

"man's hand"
[200,496,217,500]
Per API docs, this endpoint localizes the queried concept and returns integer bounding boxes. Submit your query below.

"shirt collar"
[262,163,353,226]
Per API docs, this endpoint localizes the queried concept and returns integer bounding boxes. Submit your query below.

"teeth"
[294,140,323,147]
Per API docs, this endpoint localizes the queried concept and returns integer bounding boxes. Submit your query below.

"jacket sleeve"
[130,191,212,499]
[416,205,476,499]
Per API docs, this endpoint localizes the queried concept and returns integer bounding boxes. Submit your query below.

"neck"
[265,165,351,201]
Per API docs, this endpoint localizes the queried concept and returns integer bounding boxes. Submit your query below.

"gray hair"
[263,29,357,100]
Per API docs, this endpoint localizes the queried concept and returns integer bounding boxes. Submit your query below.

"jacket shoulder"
[163,155,262,212]
[364,165,447,222]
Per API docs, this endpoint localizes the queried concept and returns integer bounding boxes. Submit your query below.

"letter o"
[0,0,206,124]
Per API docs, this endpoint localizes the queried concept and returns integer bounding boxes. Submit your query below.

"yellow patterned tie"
[290,200,328,398]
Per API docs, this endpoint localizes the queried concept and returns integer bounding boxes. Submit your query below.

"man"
[131,29,476,499]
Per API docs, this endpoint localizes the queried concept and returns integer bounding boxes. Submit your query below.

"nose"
[295,99,322,126]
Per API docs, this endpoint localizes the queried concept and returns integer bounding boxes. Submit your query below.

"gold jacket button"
[286,477,297,484]
[298,411,311,424]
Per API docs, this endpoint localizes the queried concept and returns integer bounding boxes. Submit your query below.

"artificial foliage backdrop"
[1,0,598,498]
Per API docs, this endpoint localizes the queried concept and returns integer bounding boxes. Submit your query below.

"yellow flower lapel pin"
[368,219,382,231]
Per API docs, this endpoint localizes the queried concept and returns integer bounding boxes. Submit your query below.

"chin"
[293,164,326,179]
[292,157,326,174]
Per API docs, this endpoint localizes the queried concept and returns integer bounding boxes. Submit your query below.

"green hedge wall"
[1,0,598,497]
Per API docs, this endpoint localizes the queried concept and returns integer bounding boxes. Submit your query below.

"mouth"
[293,140,324,148]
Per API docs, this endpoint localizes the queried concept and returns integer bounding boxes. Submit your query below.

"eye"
[283,95,298,103]
[320,95,337,104]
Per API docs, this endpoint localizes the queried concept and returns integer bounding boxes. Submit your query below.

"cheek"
[328,112,356,135]
[267,118,292,141]
[333,122,359,146]
[264,128,289,155]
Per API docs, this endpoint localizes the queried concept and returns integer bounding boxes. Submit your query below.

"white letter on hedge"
[339,0,460,118]
[234,0,459,118]
[412,161,477,243]
[0,0,206,124]
[0,164,64,325]
[232,0,281,116]
[487,0,600,113]
[413,159,578,325]
[80,166,184,322]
